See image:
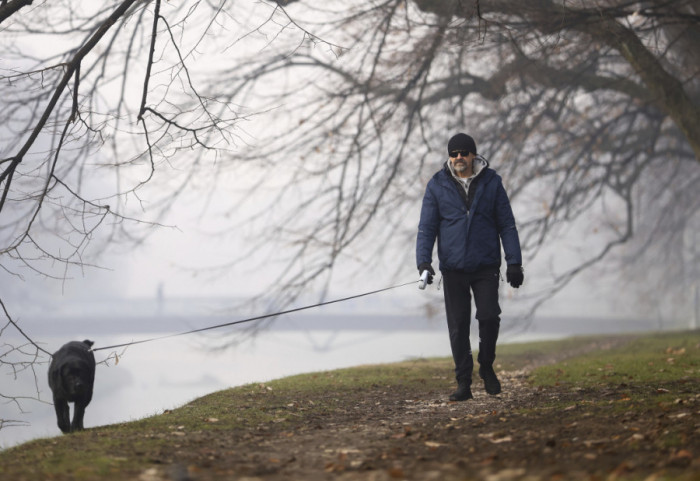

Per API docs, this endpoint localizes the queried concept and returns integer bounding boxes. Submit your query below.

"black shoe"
[479,365,502,395]
[449,383,473,401]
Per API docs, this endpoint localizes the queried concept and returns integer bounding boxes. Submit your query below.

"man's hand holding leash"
[418,263,435,289]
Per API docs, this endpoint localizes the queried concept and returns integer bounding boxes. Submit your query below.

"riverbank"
[1,331,698,480]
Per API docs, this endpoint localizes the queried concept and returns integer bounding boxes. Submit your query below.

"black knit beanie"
[447,133,477,155]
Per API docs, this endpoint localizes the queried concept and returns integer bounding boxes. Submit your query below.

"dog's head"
[59,359,93,397]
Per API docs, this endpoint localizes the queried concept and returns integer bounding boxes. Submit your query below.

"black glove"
[506,264,524,288]
[418,263,435,285]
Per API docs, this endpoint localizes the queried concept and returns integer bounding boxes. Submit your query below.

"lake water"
[0,312,663,449]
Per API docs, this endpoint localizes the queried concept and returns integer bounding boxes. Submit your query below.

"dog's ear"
[82,340,94,348]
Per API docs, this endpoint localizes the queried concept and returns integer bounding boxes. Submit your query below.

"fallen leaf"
[583,439,608,448]
[478,433,513,444]
[324,462,344,473]
[387,467,404,478]
[672,449,692,459]
[610,460,634,477]
[668,449,693,466]
[666,347,686,355]
[424,441,444,448]
[484,468,526,481]
[337,448,361,454]
[138,468,162,481]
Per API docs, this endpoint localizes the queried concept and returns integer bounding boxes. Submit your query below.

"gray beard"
[453,161,470,173]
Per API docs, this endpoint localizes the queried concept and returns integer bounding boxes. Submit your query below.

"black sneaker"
[479,365,502,395]
[449,383,473,401]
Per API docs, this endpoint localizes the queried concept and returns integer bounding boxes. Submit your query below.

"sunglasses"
[449,150,471,158]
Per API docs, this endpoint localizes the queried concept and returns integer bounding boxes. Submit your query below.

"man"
[416,133,524,401]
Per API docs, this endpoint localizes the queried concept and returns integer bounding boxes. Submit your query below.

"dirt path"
[134,338,699,481]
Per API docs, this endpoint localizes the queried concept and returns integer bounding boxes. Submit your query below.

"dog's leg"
[54,397,71,434]
[71,402,86,432]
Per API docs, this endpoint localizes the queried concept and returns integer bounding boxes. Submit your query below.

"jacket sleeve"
[416,181,439,268]
[494,182,522,265]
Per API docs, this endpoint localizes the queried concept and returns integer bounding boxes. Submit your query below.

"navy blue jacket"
[416,162,522,272]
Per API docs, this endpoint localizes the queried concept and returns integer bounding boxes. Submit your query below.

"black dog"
[48,340,96,434]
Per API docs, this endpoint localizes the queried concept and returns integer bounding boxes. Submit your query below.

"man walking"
[416,133,524,401]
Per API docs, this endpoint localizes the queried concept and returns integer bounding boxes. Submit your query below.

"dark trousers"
[442,267,502,384]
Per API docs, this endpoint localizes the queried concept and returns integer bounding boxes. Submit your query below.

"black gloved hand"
[418,263,435,285]
[506,264,524,288]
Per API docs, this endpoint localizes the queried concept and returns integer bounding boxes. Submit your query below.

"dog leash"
[90,280,420,352]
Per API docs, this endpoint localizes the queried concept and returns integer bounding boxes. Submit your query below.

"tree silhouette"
[209,0,699,318]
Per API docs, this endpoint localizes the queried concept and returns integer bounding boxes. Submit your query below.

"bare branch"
[0,0,33,26]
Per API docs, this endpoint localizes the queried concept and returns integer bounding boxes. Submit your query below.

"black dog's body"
[48,340,96,433]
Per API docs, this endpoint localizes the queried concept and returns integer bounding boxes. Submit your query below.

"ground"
[2,336,698,481]
[130,339,698,481]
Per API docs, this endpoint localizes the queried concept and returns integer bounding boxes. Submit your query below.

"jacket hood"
[444,154,490,180]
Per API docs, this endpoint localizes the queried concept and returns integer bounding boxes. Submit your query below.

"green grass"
[529,330,700,387]
[493,335,607,371]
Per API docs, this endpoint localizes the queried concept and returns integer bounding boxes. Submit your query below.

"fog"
[2,0,698,454]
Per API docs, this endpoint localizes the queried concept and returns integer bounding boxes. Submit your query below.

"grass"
[529,330,700,387]
[493,335,606,371]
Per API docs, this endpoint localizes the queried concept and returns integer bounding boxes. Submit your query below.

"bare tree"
[204,0,699,320]
[0,0,310,427]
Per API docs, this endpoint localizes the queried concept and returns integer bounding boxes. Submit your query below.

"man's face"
[449,150,475,175]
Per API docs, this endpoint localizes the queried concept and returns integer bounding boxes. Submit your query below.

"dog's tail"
[82,339,94,348]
